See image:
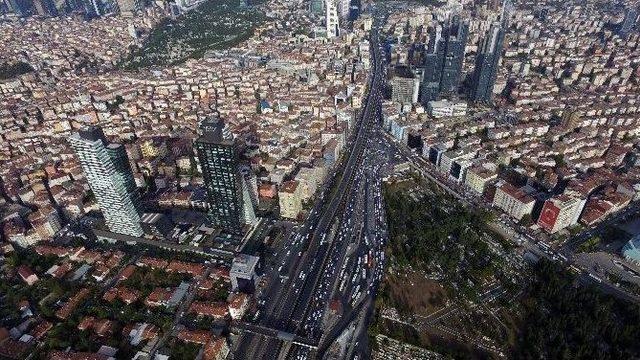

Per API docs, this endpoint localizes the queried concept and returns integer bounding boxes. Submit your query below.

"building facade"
[537,194,586,233]
[69,127,143,237]
[469,22,505,103]
[195,115,255,234]
[492,181,535,221]
[279,180,302,219]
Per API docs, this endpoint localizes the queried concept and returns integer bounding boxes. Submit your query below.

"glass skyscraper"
[195,115,255,234]
[69,126,143,237]
[420,14,469,104]
[468,22,505,103]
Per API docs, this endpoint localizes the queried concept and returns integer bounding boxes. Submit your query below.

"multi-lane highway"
[233,12,388,360]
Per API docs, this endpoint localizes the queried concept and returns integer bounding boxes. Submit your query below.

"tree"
[519,213,534,226]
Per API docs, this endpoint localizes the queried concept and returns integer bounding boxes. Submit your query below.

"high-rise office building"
[468,22,505,103]
[32,0,46,15]
[619,7,638,37]
[420,14,469,104]
[7,0,28,16]
[438,14,469,95]
[32,0,58,16]
[195,115,255,234]
[69,127,144,237]
[325,0,340,38]
[337,0,349,19]
[420,24,444,103]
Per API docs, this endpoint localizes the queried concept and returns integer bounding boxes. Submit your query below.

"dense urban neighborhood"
[1,0,640,358]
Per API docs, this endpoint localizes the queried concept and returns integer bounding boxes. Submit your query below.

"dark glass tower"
[439,14,469,95]
[420,26,443,103]
[468,22,505,103]
[195,115,254,234]
[420,14,469,104]
[619,7,638,37]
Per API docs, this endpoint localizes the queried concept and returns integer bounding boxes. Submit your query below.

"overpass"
[231,322,318,349]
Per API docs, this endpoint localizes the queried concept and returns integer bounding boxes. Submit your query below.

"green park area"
[369,174,640,359]
[118,0,265,70]
[379,176,509,304]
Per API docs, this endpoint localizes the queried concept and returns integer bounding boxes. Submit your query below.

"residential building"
[537,193,586,233]
[279,180,302,219]
[492,181,535,221]
[464,163,498,194]
[427,100,467,118]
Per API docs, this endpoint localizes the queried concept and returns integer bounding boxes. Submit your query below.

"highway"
[233,11,387,360]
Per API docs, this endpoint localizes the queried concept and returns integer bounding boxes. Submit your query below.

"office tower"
[468,22,505,103]
[7,0,27,16]
[619,7,638,37]
[32,0,46,15]
[69,127,144,237]
[80,0,100,16]
[420,14,469,104]
[195,115,255,234]
[392,65,420,105]
[420,24,444,103]
[32,0,58,16]
[41,0,58,15]
[53,0,70,14]
[325,0,339,38]
[438,14,469,95]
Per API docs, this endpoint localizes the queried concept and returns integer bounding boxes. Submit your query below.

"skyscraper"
[337,0,349,19]
[468,22,505,103]
[619,7,638,37]
[195,115,255,234]
[69,127,143,237]
[438,14,469,95]
[420,24,444,103]
[420,14,469,104]
[325,0,339,38]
